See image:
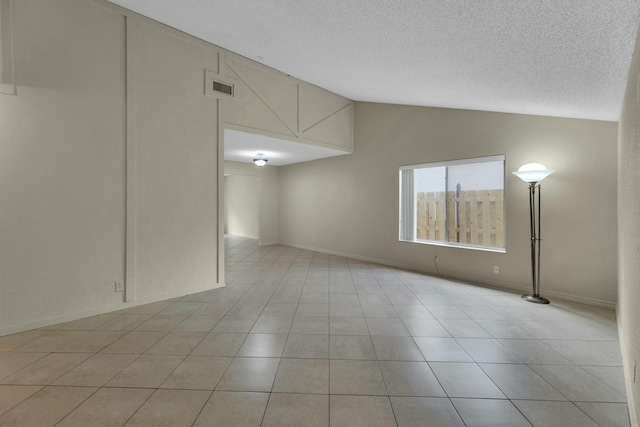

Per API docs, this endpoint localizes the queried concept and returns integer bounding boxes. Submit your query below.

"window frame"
[399,155,506,253]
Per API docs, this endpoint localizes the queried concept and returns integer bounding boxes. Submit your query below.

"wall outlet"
[434,255,439,263]
[114,281,124,292]
[493,266,500,274]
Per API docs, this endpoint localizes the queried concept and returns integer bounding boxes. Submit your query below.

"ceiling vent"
[205,69,234,99]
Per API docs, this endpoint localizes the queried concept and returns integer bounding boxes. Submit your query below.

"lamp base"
[521,294,550,304]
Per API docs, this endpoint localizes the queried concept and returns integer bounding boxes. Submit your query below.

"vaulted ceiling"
[108,0,640,122]
[108,1,640,165]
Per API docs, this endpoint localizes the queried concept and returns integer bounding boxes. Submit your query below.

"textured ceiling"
[109,0,640,122]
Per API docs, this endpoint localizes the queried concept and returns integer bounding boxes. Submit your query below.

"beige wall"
[0,0,353,334]
[0,0,224,334]
[131,19,221,301]
[222,55,353,153]
[0,0,128,332]
[0,0,625,344]
[618,26,640,427]
[280,102,618,306]
[224,175,260,239]
[224,160,280,246]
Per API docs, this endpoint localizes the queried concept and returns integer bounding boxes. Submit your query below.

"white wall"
[0,0,128,332]
[224,174,260,239]
[0,0,356,335]
[224,160,280,246]
[131,19,221,301]
[0,0,224,334]
[280,102,618,306]
[0,0,622,342]
[618,25,640,427]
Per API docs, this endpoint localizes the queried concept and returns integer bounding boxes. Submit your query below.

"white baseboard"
[281,241,617,309]
[0,282,225,337]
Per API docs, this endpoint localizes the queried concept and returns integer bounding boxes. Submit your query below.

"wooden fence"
[416,189,504,247]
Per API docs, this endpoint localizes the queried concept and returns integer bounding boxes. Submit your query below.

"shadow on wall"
[224,174,260,239]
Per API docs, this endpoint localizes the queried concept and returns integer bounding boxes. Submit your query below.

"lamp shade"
[253,153,268,167]
[512,163,555,183]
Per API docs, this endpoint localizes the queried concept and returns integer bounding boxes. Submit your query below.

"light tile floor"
[0,235,630,426]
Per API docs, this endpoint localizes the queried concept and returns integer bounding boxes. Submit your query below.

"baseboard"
[281,241,617,309]
[0,282,225,337]
[227,233,258,240]
[258,240,280,247]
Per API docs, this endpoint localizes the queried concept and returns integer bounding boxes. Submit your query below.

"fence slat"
[417,192,426,239]
[447,192,457,242]
[493,190,504,246]
[414,189,503,248]
[482,191,492,245]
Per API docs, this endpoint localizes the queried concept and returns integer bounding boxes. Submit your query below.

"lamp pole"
[523,181,548,303]
[513,164,554,304]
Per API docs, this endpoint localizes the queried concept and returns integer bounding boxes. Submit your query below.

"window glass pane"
[399,156,505,251]
[448,161,504,248]
[448,161,503,191]
[415,166,446,193]
[414,166,446,242]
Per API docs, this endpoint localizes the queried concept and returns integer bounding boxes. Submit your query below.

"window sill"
[399,239,506,254]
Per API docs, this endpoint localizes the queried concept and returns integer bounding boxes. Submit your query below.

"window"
[399,155,505,251]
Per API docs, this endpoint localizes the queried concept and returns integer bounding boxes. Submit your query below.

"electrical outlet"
[114,281,124,292]
[493,266,500,274]
[434,255,439,263]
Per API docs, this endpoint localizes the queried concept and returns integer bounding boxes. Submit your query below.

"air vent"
[204,69,235,99]
[212,80,233,96]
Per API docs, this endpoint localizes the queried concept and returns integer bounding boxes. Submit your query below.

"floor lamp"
[513,163,555,304]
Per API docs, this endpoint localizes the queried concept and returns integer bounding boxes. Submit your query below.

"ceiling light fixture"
[253,153,268,167]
